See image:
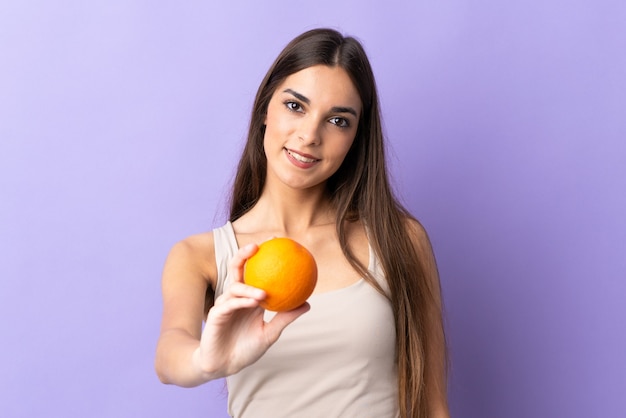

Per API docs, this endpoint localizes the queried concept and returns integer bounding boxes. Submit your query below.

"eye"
[329,117,350,128]
[284,101,303,112]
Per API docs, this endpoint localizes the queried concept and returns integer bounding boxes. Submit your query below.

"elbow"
[154,337,212,388]
[154,354,206,388]
[154,357,173,385]
[154,346,179,385]
[156,371,171,385]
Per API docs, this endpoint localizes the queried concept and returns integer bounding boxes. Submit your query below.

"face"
[263,65,362,192]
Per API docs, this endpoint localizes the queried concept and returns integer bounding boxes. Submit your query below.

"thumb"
[263,302,311,343]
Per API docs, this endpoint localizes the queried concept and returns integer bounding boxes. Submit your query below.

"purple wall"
[1,1,624,417]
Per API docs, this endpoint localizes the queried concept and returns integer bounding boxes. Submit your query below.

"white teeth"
[288,150,317,163]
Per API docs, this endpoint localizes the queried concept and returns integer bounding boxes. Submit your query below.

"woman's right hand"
[193,243,310,378]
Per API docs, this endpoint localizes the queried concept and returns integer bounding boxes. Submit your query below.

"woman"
[156,28,449,417]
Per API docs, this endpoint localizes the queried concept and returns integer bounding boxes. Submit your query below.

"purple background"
[1,1,624,417]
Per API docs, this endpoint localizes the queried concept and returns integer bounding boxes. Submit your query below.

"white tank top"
[213,222,399,418]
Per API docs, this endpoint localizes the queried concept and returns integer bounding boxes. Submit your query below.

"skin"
[155,65,450,416]
[155,65,368,385]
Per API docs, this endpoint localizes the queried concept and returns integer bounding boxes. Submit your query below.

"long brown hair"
[229,28,446,417]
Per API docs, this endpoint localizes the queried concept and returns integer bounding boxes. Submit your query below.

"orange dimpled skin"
[243,237,318,312]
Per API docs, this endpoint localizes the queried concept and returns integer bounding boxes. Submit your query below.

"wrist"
[191,346,221,383]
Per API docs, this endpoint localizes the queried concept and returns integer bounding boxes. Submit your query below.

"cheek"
[326,141,355,173]
[336,135,357,158]
[262,114,279,146]
[262,126,277,156]
[263,115,290,155]
[264,109,291,140]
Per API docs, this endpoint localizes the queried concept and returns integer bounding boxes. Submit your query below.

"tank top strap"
[213,221,390,298]
[212,221,239,299]
[365,227,391,297]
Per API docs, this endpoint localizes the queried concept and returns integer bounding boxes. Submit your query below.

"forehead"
[275,65,362,112]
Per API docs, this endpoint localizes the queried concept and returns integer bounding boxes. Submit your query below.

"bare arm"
[406,219,450,417]
[155,235,309,387]
[154,236,217,386]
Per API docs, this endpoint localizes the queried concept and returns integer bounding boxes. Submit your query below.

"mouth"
[285,148,320,164]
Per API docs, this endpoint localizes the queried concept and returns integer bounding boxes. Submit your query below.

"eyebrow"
[283,88,358,117]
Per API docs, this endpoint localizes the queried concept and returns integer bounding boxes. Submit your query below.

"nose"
[297,117,321,146]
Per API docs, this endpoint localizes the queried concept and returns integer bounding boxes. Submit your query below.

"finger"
[207,295,263,323]
[263,302,311,343]
[211,297,259,316]
[228,243,259,283]
[217,282,266,304]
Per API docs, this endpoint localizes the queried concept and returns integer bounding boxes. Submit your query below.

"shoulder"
[164,231,218,289]
[159,231,218,337]
[168,231,216,264]
[403,216,432,248]
[402,216,438,272]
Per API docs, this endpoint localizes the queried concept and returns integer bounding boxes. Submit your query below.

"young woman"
[156,28,449,417]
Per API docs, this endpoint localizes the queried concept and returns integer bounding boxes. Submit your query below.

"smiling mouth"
[286,149,319,163]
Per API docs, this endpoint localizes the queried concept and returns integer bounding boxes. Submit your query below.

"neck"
[250,183,335,235]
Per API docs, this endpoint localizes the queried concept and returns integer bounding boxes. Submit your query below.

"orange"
[243,237,317,312]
